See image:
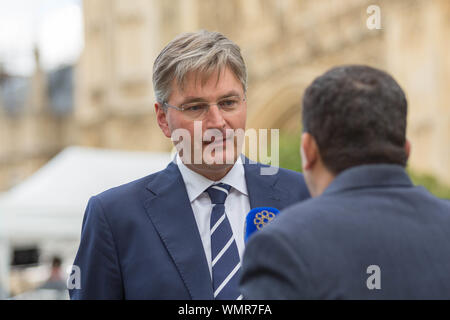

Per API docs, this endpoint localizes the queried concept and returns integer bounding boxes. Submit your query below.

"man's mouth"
[203,135,233,146]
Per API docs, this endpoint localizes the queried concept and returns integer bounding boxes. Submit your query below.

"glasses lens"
[183,103,209,119]
[218,97,241,111]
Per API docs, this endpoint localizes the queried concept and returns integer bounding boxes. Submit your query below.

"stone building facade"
[1,0,449,191]
[0,49,75,191]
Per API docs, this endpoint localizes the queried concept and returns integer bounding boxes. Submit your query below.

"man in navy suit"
[240,65,450,299]
[69,30,309,299]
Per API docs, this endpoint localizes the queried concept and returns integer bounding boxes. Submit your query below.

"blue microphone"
[244,207,280,243]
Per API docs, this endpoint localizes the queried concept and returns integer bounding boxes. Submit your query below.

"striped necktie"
[206,183,242,300]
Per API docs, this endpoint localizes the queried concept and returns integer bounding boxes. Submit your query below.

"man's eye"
[219,99,238,108]
[185,104,207,111]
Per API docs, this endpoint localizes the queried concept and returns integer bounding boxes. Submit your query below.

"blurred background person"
[38,256,66,291]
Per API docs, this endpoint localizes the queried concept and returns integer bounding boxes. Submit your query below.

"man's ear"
[404,138,411,160]
[155,103,172,138]
[300,132,319,171]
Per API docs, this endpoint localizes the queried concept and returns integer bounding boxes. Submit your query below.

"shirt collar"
[176,153,248,202]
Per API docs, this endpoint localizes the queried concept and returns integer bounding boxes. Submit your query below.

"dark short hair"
[302,65,408,174]
[52,256,62,268]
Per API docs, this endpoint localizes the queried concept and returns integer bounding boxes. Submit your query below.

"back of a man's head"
[302,65,408,174]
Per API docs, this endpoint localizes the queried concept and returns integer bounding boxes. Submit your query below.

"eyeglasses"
[162,96,245,120]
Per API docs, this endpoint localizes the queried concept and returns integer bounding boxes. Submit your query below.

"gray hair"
[152,30,247,104]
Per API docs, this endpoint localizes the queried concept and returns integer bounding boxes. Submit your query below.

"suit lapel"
[143,162,213,299]
[243,158,284,209]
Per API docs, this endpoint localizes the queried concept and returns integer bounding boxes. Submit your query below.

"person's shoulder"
[264,195,337,235]
[275,166,304,181]
[98,170,160,197]
[244,158,307,189]
[246,159,303,179]
[273,166,309,198]
[91,165,171,209]
[415,185,450,203]
[277,196,321,220]
[271,185,450,235]
[414,186,450,213]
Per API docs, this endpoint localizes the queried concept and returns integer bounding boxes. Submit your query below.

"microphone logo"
[245,207,280,242]
[253,210,276,230]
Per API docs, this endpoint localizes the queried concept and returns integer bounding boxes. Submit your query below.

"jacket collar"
[144,161,213,299]
[242,156,284,209]
[323,164,413,196]
[143,157,285,299]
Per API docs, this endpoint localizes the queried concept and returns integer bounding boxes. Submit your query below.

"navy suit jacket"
[69,158,309,299]
[240,164,450,299]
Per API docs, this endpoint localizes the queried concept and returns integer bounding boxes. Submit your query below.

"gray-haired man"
[70,30,309,300]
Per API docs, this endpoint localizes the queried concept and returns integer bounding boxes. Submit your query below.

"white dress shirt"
[175,154,250,278]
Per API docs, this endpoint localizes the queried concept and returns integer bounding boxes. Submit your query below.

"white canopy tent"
[0,146,172,296]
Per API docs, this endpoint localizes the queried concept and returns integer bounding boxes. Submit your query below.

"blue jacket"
[69,158,309,299]
[241,164,450,299]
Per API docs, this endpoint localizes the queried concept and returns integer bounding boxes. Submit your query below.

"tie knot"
[206,183,231,204]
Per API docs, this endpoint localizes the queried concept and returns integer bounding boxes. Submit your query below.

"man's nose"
[204,104,226,129]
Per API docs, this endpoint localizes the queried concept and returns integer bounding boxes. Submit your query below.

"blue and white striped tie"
[206,183,242,300]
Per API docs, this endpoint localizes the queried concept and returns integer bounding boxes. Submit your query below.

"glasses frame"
[162,96,246,119]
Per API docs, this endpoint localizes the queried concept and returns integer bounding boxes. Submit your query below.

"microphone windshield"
[244,207,280,243]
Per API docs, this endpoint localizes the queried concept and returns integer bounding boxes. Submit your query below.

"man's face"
[157,66,247,175]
